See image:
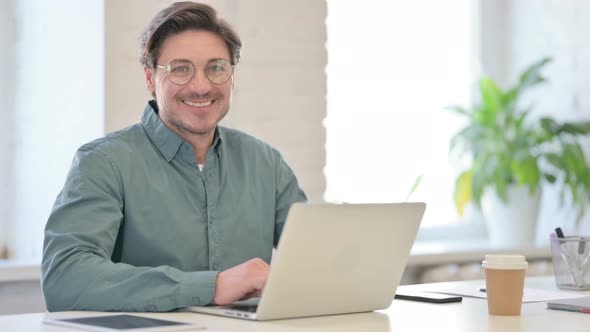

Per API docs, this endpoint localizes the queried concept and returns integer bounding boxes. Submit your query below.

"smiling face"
[144,30,234,140]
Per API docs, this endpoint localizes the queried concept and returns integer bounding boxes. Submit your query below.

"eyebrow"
[170,57,230,64]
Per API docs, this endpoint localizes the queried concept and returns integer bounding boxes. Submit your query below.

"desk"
[1,276,589,331]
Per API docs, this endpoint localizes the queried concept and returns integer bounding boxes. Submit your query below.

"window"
[1,0,104,260]
[325,1,477,227]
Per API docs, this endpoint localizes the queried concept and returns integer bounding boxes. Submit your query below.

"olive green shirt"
[41,101,307,312]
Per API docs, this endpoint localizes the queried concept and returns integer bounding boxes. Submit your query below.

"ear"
[144,66,156,94]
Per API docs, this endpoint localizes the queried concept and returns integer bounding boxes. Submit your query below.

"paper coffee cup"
[482,255,528,316]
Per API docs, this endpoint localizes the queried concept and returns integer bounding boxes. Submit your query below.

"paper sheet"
[425,287,587,303]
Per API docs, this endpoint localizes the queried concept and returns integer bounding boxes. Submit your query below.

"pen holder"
[550,236,590,290]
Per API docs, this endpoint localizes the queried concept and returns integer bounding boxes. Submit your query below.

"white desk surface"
[1,276,588,332]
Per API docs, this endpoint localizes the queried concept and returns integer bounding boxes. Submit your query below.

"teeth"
[184,100,212,107]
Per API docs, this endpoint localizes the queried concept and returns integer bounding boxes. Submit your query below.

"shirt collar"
[141,100,224,162]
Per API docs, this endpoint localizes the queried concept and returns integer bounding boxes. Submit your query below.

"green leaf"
[511,157,540,189]
[518,57,553,90]
[445,105,471,117]
[558,122,590,136]
[544,153,563,169]
[567,178,580,206]
[454,171,472,217]
[502,87,519,108]
[514,110,529,131]
[540,117,558,132]
[479,78,504,118]
[405,175,423,201]
[544,174,557,184]
[450,125,482,154]
[563,144,585,177]
[495,174,508,203]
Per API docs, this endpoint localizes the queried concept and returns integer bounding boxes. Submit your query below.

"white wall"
[7,0,105,259]
[507,0,590,120]
[0,0,16,256]
[105,0,327,203]
[478,0,512,87]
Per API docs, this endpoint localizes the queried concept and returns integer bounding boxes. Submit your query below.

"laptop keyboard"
[223,305,258,313]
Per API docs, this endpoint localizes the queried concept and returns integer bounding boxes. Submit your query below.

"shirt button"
[183,145,189,151]
[192,297,201,305]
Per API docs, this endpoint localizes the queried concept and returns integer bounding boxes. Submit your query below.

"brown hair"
[139,2,242,68]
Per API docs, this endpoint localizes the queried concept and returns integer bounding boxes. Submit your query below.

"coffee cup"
[482,255,528,316]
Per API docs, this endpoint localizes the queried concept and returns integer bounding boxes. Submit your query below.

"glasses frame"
[155,58,234,86]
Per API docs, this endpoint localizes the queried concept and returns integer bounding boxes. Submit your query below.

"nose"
[187,68,212,95]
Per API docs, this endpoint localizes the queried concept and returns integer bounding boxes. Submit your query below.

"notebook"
[547,296,590,313]
[186,202,426,321]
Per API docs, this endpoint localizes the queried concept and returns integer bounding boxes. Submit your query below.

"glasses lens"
[205,59,233,85]
[166,60,194,85]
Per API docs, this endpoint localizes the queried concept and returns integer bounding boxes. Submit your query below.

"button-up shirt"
[41,101,307,312]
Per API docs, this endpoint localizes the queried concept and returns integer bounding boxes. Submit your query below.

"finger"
[240,290,260,301]
[254,288,263,298]
[252,271,269,291]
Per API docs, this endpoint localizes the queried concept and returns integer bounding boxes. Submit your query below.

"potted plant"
[448,57,590,246]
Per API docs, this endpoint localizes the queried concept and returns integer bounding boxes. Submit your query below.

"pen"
[548,307,590,314]
[578,236,585,255]
[555,227,565,238]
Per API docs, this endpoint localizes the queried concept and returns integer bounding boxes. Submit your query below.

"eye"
[170,65,191,73]
[207,64,225,73]
[207,60,231,73]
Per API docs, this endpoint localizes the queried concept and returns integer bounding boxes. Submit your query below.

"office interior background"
[0,0,589,313]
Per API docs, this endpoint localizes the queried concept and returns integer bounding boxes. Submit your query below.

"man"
[41,2,306,312]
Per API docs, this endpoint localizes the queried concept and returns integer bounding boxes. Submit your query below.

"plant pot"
[481,185,541,247]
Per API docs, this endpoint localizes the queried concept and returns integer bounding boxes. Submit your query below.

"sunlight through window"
[325,1,476,226]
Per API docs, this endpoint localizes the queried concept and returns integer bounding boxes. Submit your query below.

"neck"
[163,120,215,164]
[188,133,214,164]
[154,106,216,164]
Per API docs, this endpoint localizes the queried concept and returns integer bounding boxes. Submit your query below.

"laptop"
[186,202,426,321]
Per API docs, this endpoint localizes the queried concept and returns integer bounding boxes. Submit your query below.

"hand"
[213,258,270,305]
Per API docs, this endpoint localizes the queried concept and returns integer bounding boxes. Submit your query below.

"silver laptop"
[186,202,426,321]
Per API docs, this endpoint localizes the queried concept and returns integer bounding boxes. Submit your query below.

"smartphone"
[394,291,463,304]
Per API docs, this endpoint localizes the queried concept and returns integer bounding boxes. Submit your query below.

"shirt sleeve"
[41,146,218,312]
[273,154,308,246]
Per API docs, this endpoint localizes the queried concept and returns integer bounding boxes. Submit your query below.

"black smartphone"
[394,291,463,304]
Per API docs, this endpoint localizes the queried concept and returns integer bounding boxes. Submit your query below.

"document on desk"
[425,287,587,303]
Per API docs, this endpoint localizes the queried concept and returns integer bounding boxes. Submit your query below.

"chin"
[185,122,217,136]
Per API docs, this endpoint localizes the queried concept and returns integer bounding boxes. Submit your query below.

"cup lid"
[482,254,528,270]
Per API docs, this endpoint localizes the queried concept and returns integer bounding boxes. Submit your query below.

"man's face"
[144,30,234,137]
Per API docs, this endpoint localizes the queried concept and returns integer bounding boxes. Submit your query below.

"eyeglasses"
[155,59,234,85]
